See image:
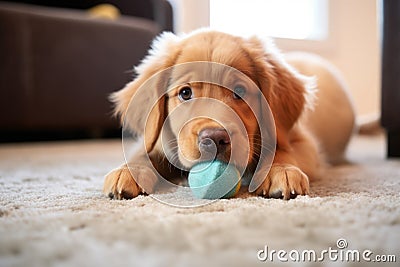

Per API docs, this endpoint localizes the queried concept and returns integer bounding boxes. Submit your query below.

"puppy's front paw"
[103,165,156,200]
[255,164,310,200]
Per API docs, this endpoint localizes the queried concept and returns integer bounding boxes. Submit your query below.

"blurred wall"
[168,0,209,33]
[331,0,380,117]
[277,0,380,117]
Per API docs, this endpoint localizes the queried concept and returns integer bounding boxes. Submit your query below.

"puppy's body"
[103,30,355,200]
[286,53,355,165]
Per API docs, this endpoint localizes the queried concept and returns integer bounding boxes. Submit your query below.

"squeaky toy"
[188,160,241,199]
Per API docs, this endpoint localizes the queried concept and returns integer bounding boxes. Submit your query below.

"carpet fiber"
[0,134,399,266]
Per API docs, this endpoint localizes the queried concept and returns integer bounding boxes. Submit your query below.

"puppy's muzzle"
[198,128,230,160]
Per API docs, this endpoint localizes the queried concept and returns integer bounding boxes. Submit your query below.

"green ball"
[188,160,241,199]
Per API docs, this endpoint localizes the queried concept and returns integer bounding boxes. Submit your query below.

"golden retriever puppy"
[103,29,355,200]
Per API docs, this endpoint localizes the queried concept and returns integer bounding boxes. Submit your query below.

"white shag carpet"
[0,134,399,267]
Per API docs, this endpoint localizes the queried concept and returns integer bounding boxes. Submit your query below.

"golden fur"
[103,30,355,200]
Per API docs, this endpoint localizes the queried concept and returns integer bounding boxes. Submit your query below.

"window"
[210,0,328,40]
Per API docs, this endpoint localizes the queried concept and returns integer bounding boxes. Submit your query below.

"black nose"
[198,128,230,155]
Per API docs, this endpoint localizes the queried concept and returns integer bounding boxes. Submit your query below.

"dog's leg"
[255,156,310,200]
[255,127,319,200]
[103,147,158,200]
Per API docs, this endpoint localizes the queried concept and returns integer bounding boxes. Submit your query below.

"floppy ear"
[267,58,308,131]
[243,37,315,143]
[110,32,180,152]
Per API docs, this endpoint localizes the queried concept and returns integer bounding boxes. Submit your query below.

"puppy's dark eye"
[178,86,193,101]
[233,86,246,100]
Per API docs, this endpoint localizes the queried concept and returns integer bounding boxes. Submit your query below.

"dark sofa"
[0,0,173,141]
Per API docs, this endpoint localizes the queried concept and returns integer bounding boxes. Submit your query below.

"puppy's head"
[112,30,314,171]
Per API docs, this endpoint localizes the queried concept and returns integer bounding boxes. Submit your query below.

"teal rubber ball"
[188,160,241,199]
